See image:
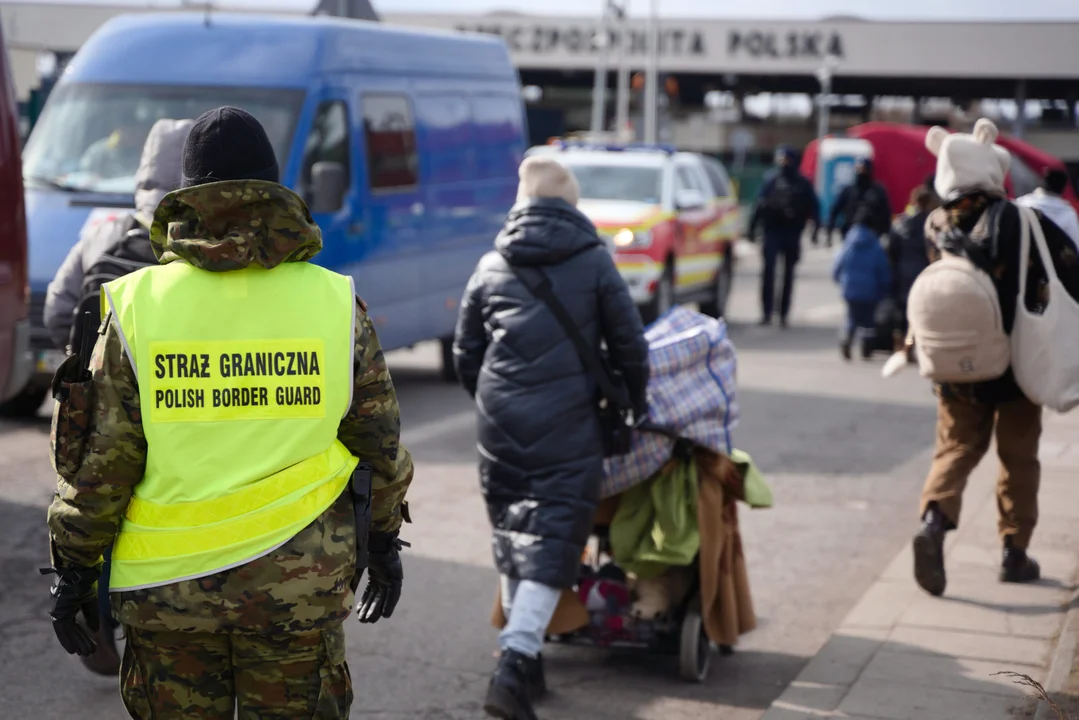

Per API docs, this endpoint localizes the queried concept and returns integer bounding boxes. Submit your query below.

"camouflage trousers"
[120,622,352,719]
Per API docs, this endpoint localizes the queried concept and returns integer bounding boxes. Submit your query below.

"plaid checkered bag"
[602,307,739,498]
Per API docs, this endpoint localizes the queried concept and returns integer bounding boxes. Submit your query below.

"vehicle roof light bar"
[549,138,677,155]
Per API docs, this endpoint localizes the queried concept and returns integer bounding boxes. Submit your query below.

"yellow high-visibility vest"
[102,261,358,591]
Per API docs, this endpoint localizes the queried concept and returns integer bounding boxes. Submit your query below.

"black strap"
[943,200,1007,274]
[508,264,630,409]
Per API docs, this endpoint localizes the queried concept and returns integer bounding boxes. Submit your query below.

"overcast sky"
[36,0,1079,21]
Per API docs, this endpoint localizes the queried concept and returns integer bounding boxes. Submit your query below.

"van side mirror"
[309,161,348,213]
[676,188,706,211]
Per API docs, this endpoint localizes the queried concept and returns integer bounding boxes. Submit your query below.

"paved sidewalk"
[760,410,1079,720]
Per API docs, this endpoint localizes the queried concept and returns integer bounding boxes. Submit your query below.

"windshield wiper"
[24,175,81,192]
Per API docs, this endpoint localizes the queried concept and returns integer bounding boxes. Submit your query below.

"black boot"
[1001,538,1041,584]
[484,649,539,720]
[839,339,852,361]
[913,503,949,596]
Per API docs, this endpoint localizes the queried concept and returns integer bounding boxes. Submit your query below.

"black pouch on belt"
[49,312,98,483]
[350,462,373,573]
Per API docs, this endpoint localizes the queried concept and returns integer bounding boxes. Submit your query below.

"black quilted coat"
[453,198,649,588]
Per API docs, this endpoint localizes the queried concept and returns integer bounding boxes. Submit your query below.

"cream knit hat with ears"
[516,156,580,206]
[926,118,1011,202]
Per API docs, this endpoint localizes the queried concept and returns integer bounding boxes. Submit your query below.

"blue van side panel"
[320,22,517,80]
[414,94,474,185]
[68,13,516,88]
[316,80,524,351]
[414,88,524,346]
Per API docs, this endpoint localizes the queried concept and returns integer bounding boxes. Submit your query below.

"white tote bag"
[1011,206,1079,413]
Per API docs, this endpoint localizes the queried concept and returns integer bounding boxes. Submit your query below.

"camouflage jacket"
[47,180,415,634]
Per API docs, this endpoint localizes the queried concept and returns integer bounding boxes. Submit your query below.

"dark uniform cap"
[181,106,279,188]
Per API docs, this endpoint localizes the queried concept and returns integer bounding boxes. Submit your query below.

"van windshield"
[23,83,304,194]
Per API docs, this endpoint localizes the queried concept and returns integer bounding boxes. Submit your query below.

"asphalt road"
[0,243,941,719]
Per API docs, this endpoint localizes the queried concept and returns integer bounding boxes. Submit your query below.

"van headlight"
[612,228,652,249]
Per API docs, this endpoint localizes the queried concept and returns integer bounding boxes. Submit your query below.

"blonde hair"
[516,156,580,206]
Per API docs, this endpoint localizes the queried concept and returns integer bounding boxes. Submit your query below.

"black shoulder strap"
[940,201,1008,273]
[508,263,630,408]
[986,199,1006,261]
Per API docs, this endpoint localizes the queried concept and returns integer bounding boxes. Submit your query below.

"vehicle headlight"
[612,228,652,249]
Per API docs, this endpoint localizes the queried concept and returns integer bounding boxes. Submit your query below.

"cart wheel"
[678,603,711,682]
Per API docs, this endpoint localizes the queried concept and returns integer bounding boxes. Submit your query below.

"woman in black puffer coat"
[454,155,649,720]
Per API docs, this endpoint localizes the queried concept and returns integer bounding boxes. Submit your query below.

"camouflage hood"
[149,180,322,271]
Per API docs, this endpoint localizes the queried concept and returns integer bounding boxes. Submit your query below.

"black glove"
[357,531,409,624]
[40,564,100,656]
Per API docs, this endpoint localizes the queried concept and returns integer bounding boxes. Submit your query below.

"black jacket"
[830,180,893,237]
[453,198,649,588]
[887,210,931,306]
[748,167,820,238]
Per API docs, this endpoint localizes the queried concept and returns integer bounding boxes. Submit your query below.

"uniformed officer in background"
[748,145,821,327]
[44,106,415,719]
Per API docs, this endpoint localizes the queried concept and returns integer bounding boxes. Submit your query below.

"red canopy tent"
[800,121,1079,215]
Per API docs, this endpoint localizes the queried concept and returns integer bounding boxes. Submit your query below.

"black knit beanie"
[181,106,279,188]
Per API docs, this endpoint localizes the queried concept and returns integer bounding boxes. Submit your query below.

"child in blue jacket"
[833,223,893,360]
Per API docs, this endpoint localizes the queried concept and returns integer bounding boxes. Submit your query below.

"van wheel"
[439,337,458,383]
[700,251,733,319]
[641,262,675,326]
[0,383,48,418]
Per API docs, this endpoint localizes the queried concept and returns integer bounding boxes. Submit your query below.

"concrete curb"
[1035,587,1079,720]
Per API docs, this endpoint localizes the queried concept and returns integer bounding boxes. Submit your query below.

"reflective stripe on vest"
[103,261,358,591]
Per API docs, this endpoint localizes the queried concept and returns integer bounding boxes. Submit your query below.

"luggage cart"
[547,432,732,683]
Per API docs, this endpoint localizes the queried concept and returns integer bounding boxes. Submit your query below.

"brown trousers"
[920,393,1042,549]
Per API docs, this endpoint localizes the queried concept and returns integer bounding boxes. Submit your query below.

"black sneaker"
[759,316,772,327]
[913,506,948,596]
[1001,541,1041,584]
[779,317,789,329]
[484,649,539,720]
[840,340,852,361]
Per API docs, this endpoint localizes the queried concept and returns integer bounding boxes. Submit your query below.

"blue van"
[10,12,525,413]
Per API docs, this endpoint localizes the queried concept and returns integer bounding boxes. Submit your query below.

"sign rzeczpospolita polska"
[447,21,844,70]
[384,15,849,74]
[383,14,1079,80]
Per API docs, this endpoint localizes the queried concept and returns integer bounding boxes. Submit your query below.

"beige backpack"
[907,238,1010,383]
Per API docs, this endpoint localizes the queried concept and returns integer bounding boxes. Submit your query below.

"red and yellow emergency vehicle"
[532,140,741,323]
